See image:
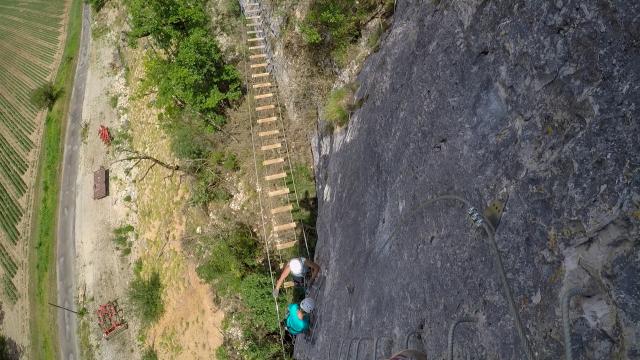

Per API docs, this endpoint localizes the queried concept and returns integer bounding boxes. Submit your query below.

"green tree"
[144,29,242,126]
[126,0,208,51]
[30,82,61,110]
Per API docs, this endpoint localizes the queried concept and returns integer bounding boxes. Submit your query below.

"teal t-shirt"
[286,304,310,335]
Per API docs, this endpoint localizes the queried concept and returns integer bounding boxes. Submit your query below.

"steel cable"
[374,194,534,360]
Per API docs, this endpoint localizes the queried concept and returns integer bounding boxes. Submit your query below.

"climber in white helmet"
[272,256,320,297]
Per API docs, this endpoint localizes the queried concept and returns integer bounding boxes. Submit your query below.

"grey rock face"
[297,1,640,359]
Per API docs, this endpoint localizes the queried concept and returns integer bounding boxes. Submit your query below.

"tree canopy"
[128,0,242,130]
[126,0,209,51]
[144,28,242,126]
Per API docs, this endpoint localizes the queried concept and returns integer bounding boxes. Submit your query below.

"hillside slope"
[299,1,640,358]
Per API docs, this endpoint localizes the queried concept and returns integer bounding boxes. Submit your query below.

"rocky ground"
[297,1,640,359]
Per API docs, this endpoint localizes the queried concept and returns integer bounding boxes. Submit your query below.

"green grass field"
[0,0,70,304]
[27,1,83,358]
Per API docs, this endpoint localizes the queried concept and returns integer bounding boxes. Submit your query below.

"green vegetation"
[113,224,135,256]
[142,28,242,126]
[30,0,83,358]
[3,275,18,304]
[0,334,21,359]
[81,122,89,143]
[86,0,107,12]
[287,165,317,245]
[189,151,237,207]
[301,0,384,62]
[0,244,18,279]
[78,315,96,360]
[125,0,243,208]
[194,226,288,359]
[141,347,158,360]
[30,82,62,110]
[128,265,164,326]
[0,0,71,312]
[324,83,359,127]
[109,94,119,108]
[127,0,242,126]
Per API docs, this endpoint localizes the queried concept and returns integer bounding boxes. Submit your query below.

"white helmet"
[300,298,315,313]
[289,258,303,276]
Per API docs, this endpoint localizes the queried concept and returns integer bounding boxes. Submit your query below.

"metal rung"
[258,129,279,137]
[247,16,261,20]
[263,158,284,166]
[276,240,298,250]
[265,172,287,180]
[252,72,270,78]
[247,22,260,27]
[248,37,264,42]
[251,63,268,69]
[283,281,294,288]
[261,143,282,151]
[257,116,277,124]
[249,45,265,50]
[256,105,275,112]
[271,204,293,215]
[250,53,267,59]
[253,82,271,88]
[247,30,262,35]
[254,93,273,99]
[273,222,296,232]
[268,188,290,197]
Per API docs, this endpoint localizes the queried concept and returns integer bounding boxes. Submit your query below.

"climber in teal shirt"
[285,298,314,335]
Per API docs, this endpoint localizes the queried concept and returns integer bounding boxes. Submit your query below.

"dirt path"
[55,4,90,359]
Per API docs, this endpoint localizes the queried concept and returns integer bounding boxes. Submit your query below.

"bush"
[225,0,241,18]
[186,151,238,206]
[109,95,118,108]
[195,227,260,295]
[0,335,21,359]
[86,0,107,12]
[30,82,61,110]
[113,224,134,255]
[128,271,164,325]
[300,23,321,45]
[164,117,210,160]
[302,0,381,61]
[194,225,288,358]
[141,347,158,360]
[324,85,357,127]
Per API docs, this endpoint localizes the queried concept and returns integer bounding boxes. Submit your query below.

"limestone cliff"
[300,1,640,358]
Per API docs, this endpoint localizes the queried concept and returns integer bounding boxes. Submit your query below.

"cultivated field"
[0,0,69,308]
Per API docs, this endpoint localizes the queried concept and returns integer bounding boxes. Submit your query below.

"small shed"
[93,166,109,199]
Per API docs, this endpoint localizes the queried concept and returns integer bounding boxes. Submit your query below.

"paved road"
[56,4,90,360]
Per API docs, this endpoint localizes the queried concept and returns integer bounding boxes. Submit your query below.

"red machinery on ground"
[98,125,111,145]
[96,300,128,339]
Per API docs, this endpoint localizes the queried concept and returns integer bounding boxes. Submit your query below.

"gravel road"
[56,4,90,359]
